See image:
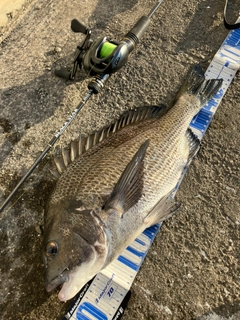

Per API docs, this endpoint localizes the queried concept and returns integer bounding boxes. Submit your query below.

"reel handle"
[71,19,89,34]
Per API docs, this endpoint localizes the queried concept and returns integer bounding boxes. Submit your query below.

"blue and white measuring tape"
[63,23,240,320]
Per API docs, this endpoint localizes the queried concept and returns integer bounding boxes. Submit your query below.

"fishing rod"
[0,0,164,213]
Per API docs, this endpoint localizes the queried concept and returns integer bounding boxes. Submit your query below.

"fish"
[42,64,222,302]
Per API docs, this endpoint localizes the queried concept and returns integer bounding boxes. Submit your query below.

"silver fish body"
[43,65,222,301]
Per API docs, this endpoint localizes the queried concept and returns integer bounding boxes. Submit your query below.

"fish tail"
[178,64,223,106]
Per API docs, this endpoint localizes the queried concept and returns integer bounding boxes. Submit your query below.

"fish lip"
[46,269,70,292]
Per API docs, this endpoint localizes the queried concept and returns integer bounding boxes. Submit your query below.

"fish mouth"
[46,269,70,292]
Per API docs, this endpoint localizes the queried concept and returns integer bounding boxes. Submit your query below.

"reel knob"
[71,19,89,34]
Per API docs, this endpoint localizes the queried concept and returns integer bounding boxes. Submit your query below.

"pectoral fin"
[103,140,150,217]
[144,191,181,226]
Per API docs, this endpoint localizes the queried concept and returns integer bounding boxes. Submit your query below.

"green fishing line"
[99,42,117,58]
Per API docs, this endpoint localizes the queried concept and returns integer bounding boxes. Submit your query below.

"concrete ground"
[0,0,239,319]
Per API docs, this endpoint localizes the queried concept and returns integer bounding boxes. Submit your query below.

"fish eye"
[46,241,58,257]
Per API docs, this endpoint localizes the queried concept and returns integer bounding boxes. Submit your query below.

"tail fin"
[178,64,223,106]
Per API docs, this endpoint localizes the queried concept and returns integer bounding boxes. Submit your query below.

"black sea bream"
[43,65,222,301]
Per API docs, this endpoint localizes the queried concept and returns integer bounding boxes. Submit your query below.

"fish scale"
[72,101,195,211]
[43,65,223,302]
[52,98,196,208]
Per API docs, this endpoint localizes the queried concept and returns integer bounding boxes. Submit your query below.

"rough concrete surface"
[0,0,239,319]
[0,0,28,29]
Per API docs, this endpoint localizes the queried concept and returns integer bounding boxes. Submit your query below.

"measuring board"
[63,26,240,320]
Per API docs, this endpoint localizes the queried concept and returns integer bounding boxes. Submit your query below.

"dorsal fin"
[51,105,166,177]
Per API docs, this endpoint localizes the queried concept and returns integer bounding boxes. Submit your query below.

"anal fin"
[144,192,181,226]
[186,128,200,165]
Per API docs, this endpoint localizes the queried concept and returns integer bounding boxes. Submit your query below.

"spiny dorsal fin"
[102,140,150,217]
[51,105,166,176]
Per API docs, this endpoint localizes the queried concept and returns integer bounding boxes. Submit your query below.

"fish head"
[43,200,108,301]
